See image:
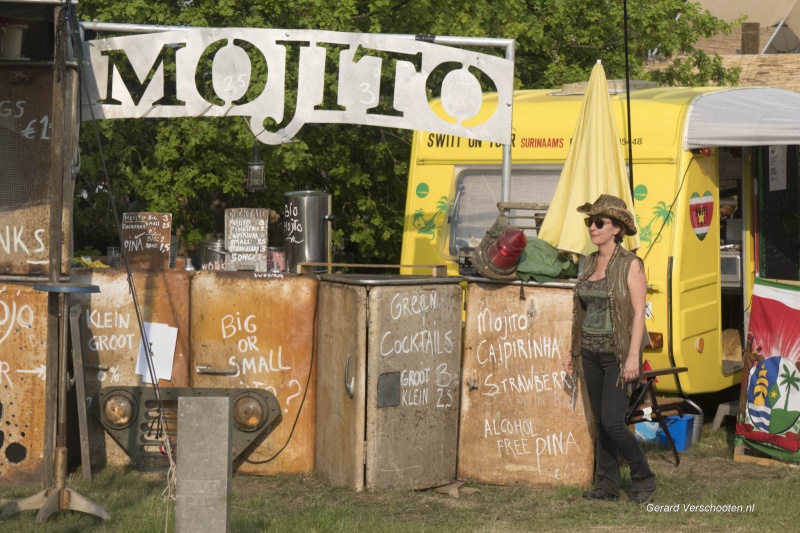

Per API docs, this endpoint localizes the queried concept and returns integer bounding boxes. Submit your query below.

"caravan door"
[669,153,730,394]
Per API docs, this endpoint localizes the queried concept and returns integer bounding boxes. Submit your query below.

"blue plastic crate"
[657,414,695,452]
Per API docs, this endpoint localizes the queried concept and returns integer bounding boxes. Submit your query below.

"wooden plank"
[434,481,465,495]
[315,283,367,490]
[733,442,800,469]
[69,306,92,480]
[298,263,447,277]
[458,283,593,487]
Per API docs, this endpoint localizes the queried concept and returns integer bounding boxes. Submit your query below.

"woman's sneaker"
[581,488,619,501]
[628,488,657,504]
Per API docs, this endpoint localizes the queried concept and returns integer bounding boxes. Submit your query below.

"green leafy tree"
[74,0,739,262]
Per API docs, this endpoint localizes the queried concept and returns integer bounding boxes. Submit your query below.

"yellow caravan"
[401,85,800,395]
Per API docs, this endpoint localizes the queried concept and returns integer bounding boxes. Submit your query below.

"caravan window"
[441,165,562,259]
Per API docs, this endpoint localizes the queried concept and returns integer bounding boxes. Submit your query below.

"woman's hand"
[623,352,639,382]
[564,357,574,376]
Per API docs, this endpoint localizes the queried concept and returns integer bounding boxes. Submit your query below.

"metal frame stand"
[2,283,109,522]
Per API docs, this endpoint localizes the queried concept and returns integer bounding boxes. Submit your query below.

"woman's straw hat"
[576,194,637,236]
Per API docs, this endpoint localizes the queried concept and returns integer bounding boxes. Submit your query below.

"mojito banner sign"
[81,29,514,145]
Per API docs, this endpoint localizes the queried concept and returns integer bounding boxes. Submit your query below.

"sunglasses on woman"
[584,217,610,229]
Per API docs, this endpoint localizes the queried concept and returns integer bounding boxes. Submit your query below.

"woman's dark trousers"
[581,348,656,495]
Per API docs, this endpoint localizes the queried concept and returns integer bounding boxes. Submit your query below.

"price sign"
[225,208,269,270]
[120,213,172,270]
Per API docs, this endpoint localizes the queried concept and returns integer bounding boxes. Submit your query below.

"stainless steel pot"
[200,233,227,270]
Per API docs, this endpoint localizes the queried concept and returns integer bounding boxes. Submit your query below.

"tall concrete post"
[175,396,233,533]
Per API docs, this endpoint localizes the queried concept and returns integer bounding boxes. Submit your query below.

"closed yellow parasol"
[538,60,640,257]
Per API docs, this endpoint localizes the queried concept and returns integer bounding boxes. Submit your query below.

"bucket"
[0,22,27,60]
[657,415,694,452]
[683,398,704,445]
[284,190,331,273]
[200,233,227,270]
[691,413,704,445]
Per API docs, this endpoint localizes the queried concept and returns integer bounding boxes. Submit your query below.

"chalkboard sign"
[458,283,593,487]
[120,213,172,270]
[225,208,269,270]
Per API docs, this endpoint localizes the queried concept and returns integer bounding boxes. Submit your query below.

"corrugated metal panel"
[459,283,593,487]
[69,268,191,466]
[190,271,318,475]
[0,282,49,482]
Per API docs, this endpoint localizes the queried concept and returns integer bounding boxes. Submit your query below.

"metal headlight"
[233,393,267,432]
[101,390,136,429]
[97,386,281,467]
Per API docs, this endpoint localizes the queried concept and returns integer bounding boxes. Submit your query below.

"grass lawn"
[1,422,798,532]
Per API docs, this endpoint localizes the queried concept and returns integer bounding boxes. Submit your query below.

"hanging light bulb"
[246,141,266,191]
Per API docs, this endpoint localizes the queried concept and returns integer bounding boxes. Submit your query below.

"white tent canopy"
[684,87,800,149]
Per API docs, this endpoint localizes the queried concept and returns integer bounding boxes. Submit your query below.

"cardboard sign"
[120,212,172,269]
[225,208,269,270]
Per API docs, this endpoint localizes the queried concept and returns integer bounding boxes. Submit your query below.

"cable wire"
[243,293,318,464]
[67,6,177,505]
[641,154,693,263]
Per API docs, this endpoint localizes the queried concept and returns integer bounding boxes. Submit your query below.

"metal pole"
[762,20,784,54]
[78,21,515,50]
[42,4,69,485]
[501,41,515,203]
[623,0,635,196]
[79,21,191,34]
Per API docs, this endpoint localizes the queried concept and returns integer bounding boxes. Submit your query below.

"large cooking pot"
[284,191,331,273]
[200,233,227,270]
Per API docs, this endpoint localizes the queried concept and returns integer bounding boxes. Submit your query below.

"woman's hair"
[611,219,624,244]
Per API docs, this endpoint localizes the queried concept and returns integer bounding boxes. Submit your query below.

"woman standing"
[564,194,656,504]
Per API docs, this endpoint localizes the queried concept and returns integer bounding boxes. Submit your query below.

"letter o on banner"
[440,67,483,123]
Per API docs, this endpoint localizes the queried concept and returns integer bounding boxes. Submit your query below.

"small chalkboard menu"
[120,212,172,269]
[225,208,269,270]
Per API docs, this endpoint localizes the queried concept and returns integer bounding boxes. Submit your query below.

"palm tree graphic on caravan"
[413,196,448,239]
[637,200,675,248]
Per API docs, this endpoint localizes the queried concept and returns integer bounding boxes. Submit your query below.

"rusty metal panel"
[315,282,367,490]
[0,65,72,275]
[459,283,593,487]
[190,271,318,475]
[365,283,462,490]
[69,268,192,466]
[0,282,48,483]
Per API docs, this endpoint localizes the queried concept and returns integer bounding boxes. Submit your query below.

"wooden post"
[741,22,760,55]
